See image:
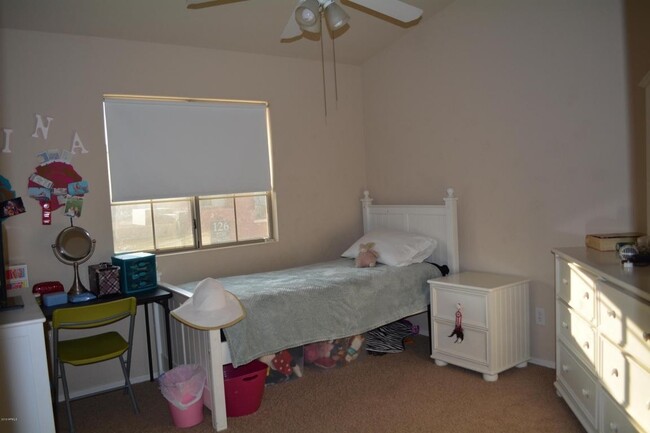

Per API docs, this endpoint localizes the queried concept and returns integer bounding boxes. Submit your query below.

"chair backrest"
[53,297,136,330]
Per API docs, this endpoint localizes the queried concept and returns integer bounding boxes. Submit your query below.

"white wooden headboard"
[361,188,459,274]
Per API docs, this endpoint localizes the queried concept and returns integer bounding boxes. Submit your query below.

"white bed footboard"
[162,287,232,369]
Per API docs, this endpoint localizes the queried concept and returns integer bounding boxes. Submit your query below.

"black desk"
[40,286,173,382]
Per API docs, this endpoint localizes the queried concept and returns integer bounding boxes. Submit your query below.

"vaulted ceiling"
[0,0,454,65]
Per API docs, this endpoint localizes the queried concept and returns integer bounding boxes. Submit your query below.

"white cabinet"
[0,290,55,433]
[428,272,530,381]
[553,247,650,433]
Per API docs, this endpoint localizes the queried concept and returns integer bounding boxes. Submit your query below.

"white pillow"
[341,229,437,267]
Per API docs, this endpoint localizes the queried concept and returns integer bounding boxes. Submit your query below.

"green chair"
[52,297,139,433]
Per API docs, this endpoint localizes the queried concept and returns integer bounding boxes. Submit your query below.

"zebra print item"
[365,320,418,354]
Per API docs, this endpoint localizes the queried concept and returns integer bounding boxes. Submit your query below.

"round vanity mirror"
[54,226,94,262]
[52,225,96,297]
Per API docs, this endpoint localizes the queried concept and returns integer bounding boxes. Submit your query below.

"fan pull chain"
[332,32,339,107]
[320,14,328,118]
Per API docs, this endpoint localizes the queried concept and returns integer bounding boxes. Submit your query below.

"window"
[104,96,275,254]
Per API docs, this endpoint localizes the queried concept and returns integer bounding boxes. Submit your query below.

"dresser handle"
[583,292,590,300]
[561,322,568,329]
[607,310,616,319]
[562,364,569,373]
[611,368,618,378]
[643,332,650,342]
[562,278,568,285]
[581,389,590,398]
[582,341,589,349]
[609,422,618,432]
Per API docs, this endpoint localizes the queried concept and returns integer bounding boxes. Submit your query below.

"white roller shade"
[103,97,272,202]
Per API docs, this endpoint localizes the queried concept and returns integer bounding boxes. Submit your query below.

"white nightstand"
[429,272,530,381]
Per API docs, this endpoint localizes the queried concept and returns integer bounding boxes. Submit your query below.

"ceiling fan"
[185,0,423,117]
[185,0,424,40]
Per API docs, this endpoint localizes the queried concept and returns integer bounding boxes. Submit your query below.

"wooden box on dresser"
[552,247,649,433]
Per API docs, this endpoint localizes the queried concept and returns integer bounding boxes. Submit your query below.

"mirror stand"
[52,223,96,301]
[69,261,87,296]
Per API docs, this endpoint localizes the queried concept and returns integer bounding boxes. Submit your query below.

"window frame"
[110,191,275,255]
[103,94,276,255]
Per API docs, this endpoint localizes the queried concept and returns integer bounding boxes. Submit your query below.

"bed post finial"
[443,187,459,274]
[361,191,373,234]
[361,190,373,208]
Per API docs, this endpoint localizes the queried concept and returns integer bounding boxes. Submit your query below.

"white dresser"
[553,247,650,433]
[429,272,530,381]
[0,289,55,433]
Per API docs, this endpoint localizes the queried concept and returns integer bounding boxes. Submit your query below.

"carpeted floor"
[56,336,585,433]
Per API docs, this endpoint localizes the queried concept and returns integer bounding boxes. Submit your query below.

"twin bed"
[158,189,459,430]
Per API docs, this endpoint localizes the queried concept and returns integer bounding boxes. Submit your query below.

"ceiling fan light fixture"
[324,2,349,31]
[295,0,321,29]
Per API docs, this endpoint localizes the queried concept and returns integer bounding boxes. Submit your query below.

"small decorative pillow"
[342,229,437,267]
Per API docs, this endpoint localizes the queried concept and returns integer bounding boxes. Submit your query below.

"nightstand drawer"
[431,288,487,328]
[433,319,488,365]
[557,301,596,366]
[557,341,598,424]
[557,259,596,323]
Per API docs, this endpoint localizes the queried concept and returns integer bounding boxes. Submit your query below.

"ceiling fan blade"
[281,0,306,40]
[186,0,248,10]
[346,0,422,23]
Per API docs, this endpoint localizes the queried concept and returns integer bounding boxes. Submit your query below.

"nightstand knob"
[561,322,569,329]
[643,332,650,342]
[562,278,569,285]
[562,364,569,373]
[611,368,619,378]
[607,310,616,319]
[609,422,618,432]
[582,341,590,349]
[583,292,590,300]
[581,389,590,398]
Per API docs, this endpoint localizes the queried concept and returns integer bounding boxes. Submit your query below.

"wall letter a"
[32,114,54,140]
[70,131,88,154]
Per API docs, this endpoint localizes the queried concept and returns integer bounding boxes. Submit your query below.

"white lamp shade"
[324,2,349,31]
[296,0,321,33]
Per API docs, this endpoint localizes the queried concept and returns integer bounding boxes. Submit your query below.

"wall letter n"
[32,114,54,140]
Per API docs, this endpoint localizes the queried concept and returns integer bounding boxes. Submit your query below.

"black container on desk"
[112,252,157,294]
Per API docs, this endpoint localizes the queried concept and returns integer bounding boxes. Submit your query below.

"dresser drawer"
[557,301,596,366]
[557,259,596,322]
[600,336,650,431]
[557,341,598,424]
[600,336,627,405]
[433,319,488,365]
[626,355,650,431]
[431,287,487,328]
[601,390,645,433]
[598,280,650,364]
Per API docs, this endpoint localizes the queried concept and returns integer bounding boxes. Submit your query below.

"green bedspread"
[178,258,440,367]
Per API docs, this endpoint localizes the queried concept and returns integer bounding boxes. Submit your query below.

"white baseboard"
[58,373,154,403]
[529,357,555,369]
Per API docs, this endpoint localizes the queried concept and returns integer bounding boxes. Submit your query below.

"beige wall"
[361,0,637,364]
[0,29,366,390]
[1,0,647,389]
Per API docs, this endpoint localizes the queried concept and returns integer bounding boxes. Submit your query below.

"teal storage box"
[111,252,157,294]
